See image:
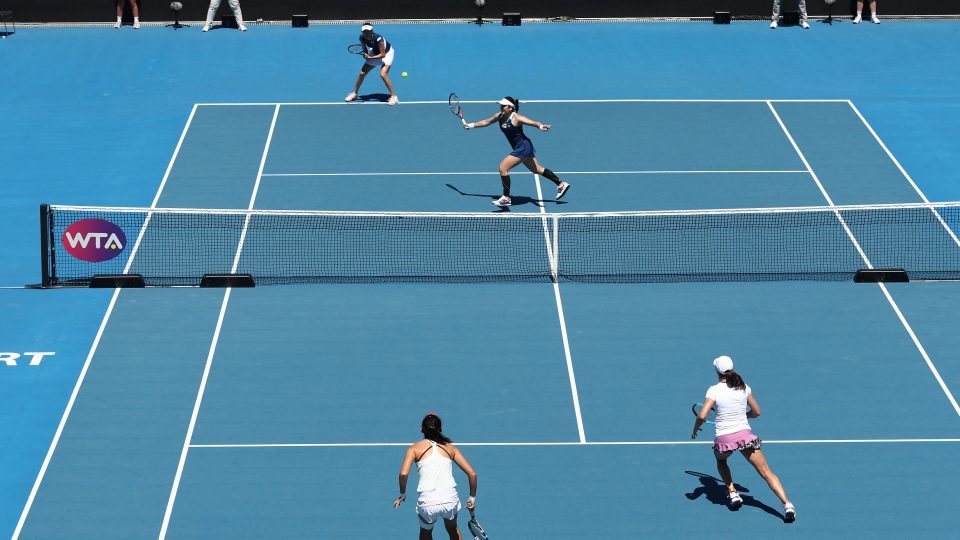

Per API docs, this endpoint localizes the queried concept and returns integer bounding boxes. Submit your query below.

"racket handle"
[460,118,467,126]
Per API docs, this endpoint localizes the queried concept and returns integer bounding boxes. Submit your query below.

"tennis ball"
[402,71,408,78]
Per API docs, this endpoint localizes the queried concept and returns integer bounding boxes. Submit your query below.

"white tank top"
[416,440,457,493]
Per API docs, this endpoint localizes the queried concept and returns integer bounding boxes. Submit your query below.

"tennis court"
[3,20,960,540]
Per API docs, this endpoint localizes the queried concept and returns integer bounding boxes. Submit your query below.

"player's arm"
[515,113,550,132]
[368,38,386,59]
[393,445,417,508]
[692,397,715,439]
[746,393,761,418]
[465,113,500,130]
[449,444,478,508]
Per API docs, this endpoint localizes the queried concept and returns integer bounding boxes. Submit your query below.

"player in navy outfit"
[463,97,570,206]
[345,22,399,106]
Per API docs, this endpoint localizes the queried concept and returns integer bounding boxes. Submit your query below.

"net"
[40,202,960,287]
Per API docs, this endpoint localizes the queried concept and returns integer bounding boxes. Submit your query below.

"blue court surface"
[2,21,960,539]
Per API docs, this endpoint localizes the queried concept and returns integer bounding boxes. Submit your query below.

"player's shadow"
[356,93,391,103]
[683,471,786,521]
[446,183,566,211]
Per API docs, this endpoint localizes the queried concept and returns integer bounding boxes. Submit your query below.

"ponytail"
[723,370,746,391]
[421,413,452,444]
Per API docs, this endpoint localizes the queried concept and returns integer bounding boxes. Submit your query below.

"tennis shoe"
[784,502,796,522]
[114,21,121,29]
[728,491,743,509]
[853,14,862,23]
[344,92,357,102]
[133,21,141,29]
[238,24,248,31]
[871,15,880,24]
[770,20,777,29]
[387,96,399,106]
[492,196,512,207]
[801,20,810,29]
[557,181,571,199]
[202,25,210,32]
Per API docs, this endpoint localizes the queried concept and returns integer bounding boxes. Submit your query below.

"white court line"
[261,170,809,177]
[534,175,587,443]
[846,100,960,249]
[157,104,281,540]
[189,438,960,449]
[197,99,851,106]
[11,107,202,540]
[769,101,960,418]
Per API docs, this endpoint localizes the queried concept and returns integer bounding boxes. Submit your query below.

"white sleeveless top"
[416,441,459,505]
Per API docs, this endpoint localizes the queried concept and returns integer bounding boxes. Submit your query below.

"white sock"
[856,11,862,16]
[134,17,139,23]
[117,16,122,23]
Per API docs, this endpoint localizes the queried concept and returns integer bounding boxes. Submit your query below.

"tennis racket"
[449,92,467,126]
[347,43,365,55]
[692,402,716,425]
[468,508,489,540]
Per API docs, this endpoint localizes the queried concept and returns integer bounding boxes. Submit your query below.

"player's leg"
[381,49,398,104]
[441,517,462,540]
[130,0,140,28]
[494,155,523,205]
[203,0,222,30]
[714,448,743,507]
[741,447,789,504]
[523,156,570,198]
[418,512,435,540]
[227,0,246,30]
[379,64,398,102]
[348,64,375,100]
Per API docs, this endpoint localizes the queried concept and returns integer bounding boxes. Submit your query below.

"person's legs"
[419,527,433,540]
[495,155,522,203]
[771,0,782,20]
[797,0,808,20]
[870,0,880,22]
[204,0,222,28]
[130,0,138,17]
[741,448,790,504]
[379,64,397,98]
[227,0,245,29]
[441,517,462,540]
[854,1,864,22]
[714,449,736,493]
[351,64,375,95]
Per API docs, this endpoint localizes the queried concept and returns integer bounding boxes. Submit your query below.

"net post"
[40,204,51,288]
[551,214,559,280]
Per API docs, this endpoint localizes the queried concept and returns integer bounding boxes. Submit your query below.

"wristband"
[467,123,476,129]
[467,496,476,503]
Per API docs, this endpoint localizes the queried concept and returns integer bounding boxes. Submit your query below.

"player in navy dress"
[344,22,399,106]
[463,97,570,206]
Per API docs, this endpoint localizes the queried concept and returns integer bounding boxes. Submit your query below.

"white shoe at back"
[344,92,357,102]
[387,96,399,106]
[492,196,512,207]
[770,20,778,29]
[853,15,862,23]
[784,502,796,522]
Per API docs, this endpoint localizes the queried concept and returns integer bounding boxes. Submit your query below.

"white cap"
[497,98,514,107]
[361,23,373,31]
[713,355,733,374]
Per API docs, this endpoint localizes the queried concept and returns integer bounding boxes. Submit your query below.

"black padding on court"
[854,269,909,283]
[90,274,146,288]
[200,274,256,288]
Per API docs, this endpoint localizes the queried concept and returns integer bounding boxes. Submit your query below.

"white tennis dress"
[415,440,461,528]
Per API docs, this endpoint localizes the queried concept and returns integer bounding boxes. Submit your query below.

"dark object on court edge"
[471,0,486,25]
[713,11,731,24]
[90,274,146,288]
[823,0,836,24]
[200,274,256,288]
[502,12,521,26]
[782,11,800,26]
[166,1,190,29]
[292,14,308,27]
[222,14,239,29]
[0,9,15,37]
[853,269,909,283]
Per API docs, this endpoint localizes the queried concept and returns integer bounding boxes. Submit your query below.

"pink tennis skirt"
[713,429,762,452]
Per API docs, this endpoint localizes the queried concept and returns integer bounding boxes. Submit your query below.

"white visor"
[497,98,514,107]
[361,24,373,31]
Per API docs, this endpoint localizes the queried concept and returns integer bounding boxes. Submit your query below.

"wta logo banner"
[62,219,127,262]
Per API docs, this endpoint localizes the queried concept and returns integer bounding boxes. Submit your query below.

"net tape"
[43,202,960,286]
